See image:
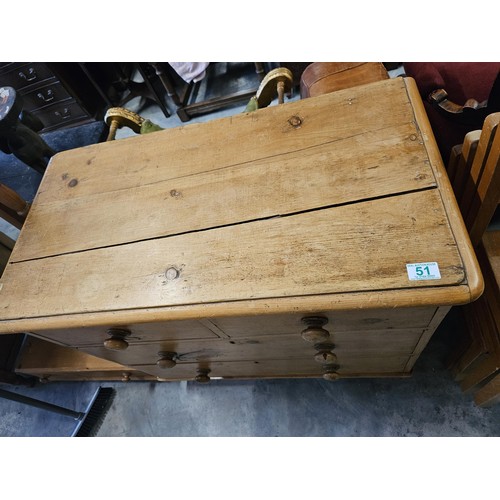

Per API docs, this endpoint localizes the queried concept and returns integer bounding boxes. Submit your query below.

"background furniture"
[403,62,500,164]
[0,78,482,383]
[161,62,274,122]
[446,113,500,406]
[0,63,111,131]
[300,62,389,98]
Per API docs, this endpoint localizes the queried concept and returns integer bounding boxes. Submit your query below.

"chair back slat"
[467,126,500,246]
[448,113,500,248]
[459,116,499,219]
[452,130,481,200]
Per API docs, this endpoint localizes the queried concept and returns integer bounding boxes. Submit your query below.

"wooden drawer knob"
[301,316,330,342]
[195,368,211,384]
[314,349,337,364]
[104,328,131,351]
[157,351,177,369]
[323,370,340,381]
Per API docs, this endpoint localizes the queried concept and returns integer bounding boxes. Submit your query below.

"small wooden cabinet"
[0,77,483,383]
[0,63,131,131]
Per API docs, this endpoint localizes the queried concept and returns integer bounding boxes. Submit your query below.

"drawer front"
[80,328,424,365]
[76,326,423,381]
[0,62,54,90]
[126,355,412,381]
[209,307,438,338]
[32,100,90,128]
[31,319,221,347]
[21,81,72,111]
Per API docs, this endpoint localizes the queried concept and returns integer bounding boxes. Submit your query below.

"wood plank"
[405,77,484,303]
[17,336,130,372]
[0,190,465,321]
[467,117,500,246]
[451,130,481,203]
[16,337,156,381]
[36,78,413,205]
[14,122,434,261]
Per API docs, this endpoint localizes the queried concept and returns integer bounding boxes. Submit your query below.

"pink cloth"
[169,62,209,83]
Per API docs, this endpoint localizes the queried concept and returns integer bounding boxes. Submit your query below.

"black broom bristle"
[72,387,115,437]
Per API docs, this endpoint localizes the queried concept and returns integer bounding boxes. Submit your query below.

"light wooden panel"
[16,122,434,261]
[0,190,464,321]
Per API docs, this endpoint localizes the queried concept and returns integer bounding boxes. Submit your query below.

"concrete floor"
[0,63,499,438]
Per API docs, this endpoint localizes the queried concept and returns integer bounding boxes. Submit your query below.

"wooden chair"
[447,112,500,406]
[161,62,271,122]
[0,182,30,229]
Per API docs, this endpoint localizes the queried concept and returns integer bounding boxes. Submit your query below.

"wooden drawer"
[0,62,54,90]
[209,307,438,338]
[30,319,220,347]
[131,355,412,381]
[32,100,90,129]
[21,80,73,111]
[77,328,424,375]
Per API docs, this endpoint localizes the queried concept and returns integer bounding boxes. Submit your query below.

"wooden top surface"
[0,77,483,329]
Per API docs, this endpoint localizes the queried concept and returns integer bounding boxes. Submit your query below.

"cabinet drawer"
[32,100,90,129]
[78,328,423,375]
[31,319,220,347]
[21,81,72,111]
[128,355,412,381]
[0,62,54,89]
[209,307,437,338]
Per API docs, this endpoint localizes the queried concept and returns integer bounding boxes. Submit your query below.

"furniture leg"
[474,372,500,407]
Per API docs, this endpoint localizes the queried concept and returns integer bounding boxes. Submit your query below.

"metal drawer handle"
[54,107,71,119]
[104,328,131,351]
[300,316,330,343]
[37,89,54,102]
[18,67,37,82]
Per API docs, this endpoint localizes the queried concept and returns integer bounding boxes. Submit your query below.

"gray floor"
[0,63,499,438]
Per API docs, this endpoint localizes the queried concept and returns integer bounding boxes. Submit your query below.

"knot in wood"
[288,115,302,128]
[165,267,180,280]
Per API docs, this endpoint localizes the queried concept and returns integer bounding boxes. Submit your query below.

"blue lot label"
[406,262,441,281]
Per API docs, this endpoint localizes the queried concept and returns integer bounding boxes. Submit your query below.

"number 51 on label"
[406,262,441,281]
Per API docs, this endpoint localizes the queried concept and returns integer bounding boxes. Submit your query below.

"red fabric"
[403,62,500,163]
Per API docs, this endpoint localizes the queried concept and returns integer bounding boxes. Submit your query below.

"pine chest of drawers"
[0,77,483,382]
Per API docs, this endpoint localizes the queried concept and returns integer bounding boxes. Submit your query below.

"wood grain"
[36,78,413,204]
[15,122,434,261]
[0,77,485,382]
[0,190,465,321]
